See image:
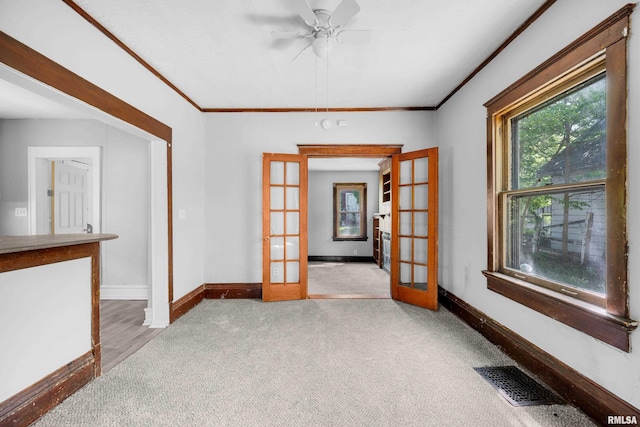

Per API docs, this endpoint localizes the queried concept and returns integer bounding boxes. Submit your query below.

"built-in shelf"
[376,157,392,273]
[373,216,381,267]
[382,171,391,203]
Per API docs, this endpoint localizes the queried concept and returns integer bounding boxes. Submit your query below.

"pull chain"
[315,54,318,126]
[326,37,329,120]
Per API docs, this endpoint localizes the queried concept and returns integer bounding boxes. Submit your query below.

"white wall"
[102,125,149,298]
[0,119,149,297]
[0,0,206,301]
[0,258,92,403]
[308,170,379,257]
[203,111,436,283]
[436,0,640,408]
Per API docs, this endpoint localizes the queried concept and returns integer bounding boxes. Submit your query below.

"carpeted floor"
[32,299,594,426]
[308,261,391,296]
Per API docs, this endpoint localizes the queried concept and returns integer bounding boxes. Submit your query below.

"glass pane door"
[262,153,307,301]
[391,148,438,310]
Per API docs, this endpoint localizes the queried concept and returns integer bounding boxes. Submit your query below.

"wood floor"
[100,300,163,374]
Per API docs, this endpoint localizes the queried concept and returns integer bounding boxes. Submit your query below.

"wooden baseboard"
[0,351,95,427]
[170,285,204,323]
[438,286,640,425]
[204,283,262,299]
[308,256,375,263]
[170,283,262,322]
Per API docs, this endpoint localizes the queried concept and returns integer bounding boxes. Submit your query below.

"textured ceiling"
[69,0,548,110]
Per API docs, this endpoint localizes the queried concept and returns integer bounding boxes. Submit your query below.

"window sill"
[482,271,637,352]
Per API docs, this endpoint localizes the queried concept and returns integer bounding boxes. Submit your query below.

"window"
[333,183,367,241]
[483,6,636,351]
[504,69,606,306]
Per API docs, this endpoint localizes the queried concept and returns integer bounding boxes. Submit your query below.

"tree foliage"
[510,73,607,267]
[513,74,606,191]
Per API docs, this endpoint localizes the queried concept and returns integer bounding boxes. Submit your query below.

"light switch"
[178,209,186,220]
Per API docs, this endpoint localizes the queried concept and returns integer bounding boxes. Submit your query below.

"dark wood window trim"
[483,5,637,352]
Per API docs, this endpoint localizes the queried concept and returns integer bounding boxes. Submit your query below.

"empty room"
[0,1,638,426]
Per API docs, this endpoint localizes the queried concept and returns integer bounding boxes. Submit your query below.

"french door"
[391,148,439,310]
[262,153,308,301]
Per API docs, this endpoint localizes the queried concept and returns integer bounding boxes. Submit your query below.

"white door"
[52,160,90,234]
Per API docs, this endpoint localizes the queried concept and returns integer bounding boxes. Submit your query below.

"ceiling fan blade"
[291,43,312,62]
[336,30,370,45]
[291,0,317,26]
[329,0,360,28]
[271,30,308,39]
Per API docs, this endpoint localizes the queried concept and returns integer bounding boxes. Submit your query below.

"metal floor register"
[474,366,564,407]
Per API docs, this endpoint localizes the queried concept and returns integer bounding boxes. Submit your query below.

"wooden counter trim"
[0,351,95,427]
[0,243,96,272]
[0,240,107,425]
[0,234,117,256]
[0,243,102,373]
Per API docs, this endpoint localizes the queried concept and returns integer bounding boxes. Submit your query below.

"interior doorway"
[300,145,404,301]
[307,155,390,298]
[262,144,439,310]
[1,34,171,329]
[28,146,101,235]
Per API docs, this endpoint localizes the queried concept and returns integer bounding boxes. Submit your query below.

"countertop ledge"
[0,234,118,255]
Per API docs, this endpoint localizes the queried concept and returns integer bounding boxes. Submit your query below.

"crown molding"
[63,0,557,112]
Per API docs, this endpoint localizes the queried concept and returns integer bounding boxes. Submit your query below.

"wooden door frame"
[0,31,173,326]
[298,144,403,298]
[298,144,403,158]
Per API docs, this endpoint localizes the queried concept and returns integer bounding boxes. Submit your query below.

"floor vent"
[474,366,564,407]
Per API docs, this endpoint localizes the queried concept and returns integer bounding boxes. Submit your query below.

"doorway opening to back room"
[307,157,390,299]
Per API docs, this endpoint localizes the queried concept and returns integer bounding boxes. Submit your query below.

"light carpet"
[32,299,594,426]
[308,261,391,296]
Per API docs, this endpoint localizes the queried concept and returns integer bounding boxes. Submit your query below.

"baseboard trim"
[0,351,95,427]
[170,283,262,322]
[100,284,149,300]
[170,285,204,323]
[204,283,262,299]
[308,256,375,263]
[438,286,640,425]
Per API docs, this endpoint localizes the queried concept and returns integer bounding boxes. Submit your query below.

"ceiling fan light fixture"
[312,36,331,57]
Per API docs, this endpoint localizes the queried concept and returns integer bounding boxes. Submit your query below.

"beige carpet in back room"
[308,261,391,296]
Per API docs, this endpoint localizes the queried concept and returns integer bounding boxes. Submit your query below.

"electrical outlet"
[272,267,279,277]
[15,208,27,217]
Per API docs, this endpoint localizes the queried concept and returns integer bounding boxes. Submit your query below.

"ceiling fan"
[271,0,370,60]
